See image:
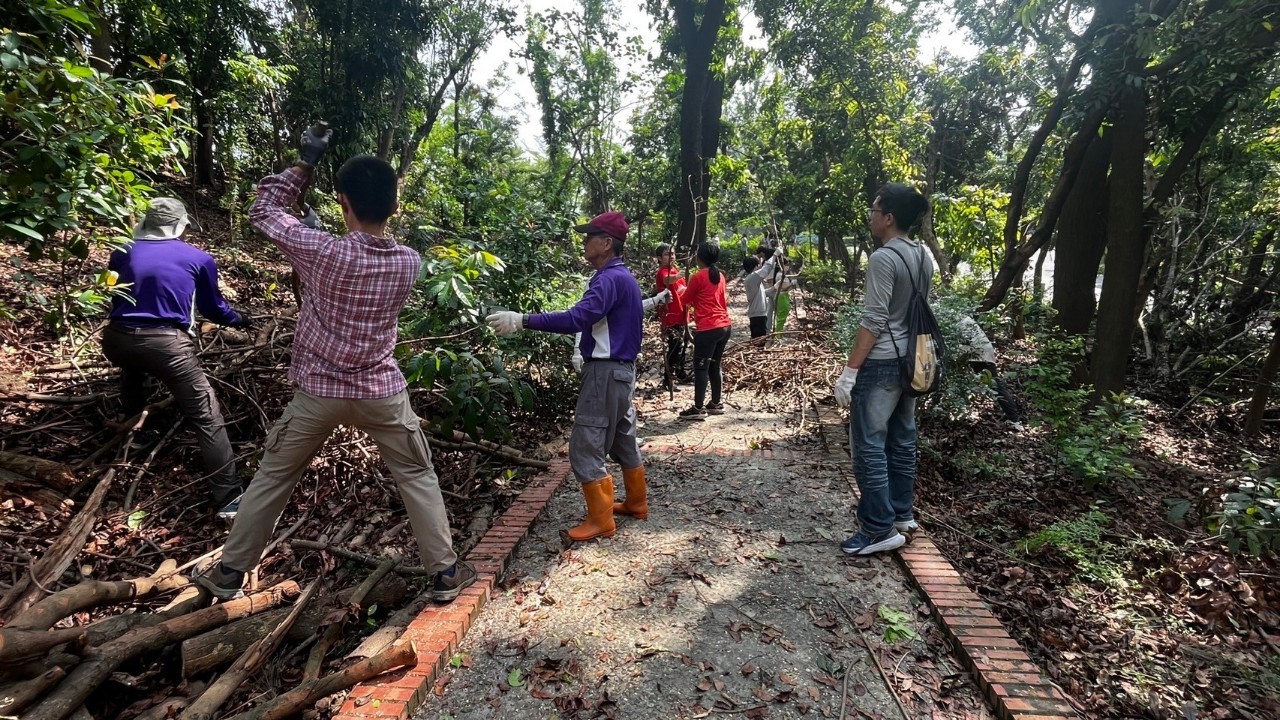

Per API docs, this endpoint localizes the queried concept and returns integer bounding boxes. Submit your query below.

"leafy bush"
[1,2,188,256]
[1021,510,1127,586]
[1207,473,1280,557]
[799,258,846,297]
[1021,334,1145,489]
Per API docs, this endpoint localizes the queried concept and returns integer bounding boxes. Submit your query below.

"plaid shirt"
[250,167,418,399]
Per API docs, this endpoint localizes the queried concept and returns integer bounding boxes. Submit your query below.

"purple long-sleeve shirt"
[528,258,643,361]
[108,238,242,332]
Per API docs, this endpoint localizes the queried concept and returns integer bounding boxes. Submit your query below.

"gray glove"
[298,204,320,229]
[298,124,332,167]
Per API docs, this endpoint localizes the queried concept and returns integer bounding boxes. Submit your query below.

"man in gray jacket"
[833,183,934,555]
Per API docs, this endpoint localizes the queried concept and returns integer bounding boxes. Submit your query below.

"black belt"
[584,358,635,366]
[108,322,185,335]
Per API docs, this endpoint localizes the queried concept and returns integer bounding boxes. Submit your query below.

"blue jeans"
[849,358,918,535]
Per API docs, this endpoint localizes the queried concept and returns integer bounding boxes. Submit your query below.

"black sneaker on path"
[705,402,725,415]
[679,406,708,421]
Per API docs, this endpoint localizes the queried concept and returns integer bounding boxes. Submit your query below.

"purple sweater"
[528,258,643,361]
[108,238,241,332]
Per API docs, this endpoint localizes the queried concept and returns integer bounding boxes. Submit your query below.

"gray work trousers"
[101,325,239,503]
[569,360,642,484]
[221,389,458,574]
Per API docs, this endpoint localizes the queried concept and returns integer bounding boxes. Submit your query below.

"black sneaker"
[215,493,243,522]
[128,428,158,453]
[705,402,725,415]
[679,406,708,421]
[193,562,245,600]
[432,560,477,602]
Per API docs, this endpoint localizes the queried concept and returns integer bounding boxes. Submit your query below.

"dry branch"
[23,582,300,720]
[223,639,416,720]
[0,452,76,492]
[179,575,407,678]
[179,577,323,720]
[0,665,64,715]
[427,426,549,469]
[8,559,188,631]
[304,556,397,680]
[0,466,117,620]
[289,540,430,575]
[0,626,86,666]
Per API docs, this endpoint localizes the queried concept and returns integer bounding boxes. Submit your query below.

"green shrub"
[1021,510,1126,586]
[1021,335,1145,489]
[1207,473,1280,557]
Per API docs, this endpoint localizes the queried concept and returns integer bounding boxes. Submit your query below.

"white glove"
[571,333,583,372]
[486,311,523,336]
[834,366,859,408]
[642,289,672,311]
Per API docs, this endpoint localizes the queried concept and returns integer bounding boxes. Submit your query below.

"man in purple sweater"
[486,211,649,542]
[102,198,246,509]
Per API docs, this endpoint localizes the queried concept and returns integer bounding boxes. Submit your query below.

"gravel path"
[416,294,992,720]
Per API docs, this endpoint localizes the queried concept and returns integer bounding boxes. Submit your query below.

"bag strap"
[881,245,920,293]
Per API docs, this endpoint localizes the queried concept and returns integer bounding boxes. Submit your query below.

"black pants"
[693,326,732,408]
[971,361,1020,423]
[662,325,689,383]
[102,325,239,504]
[748,315,768,338]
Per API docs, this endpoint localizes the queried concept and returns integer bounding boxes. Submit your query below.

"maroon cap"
[574,211,629,241]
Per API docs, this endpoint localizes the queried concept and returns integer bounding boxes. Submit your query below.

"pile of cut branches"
[0,311,558,719]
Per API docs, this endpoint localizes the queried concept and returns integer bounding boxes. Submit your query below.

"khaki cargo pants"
[221,389,457,574]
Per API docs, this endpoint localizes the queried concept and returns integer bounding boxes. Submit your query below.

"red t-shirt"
[682,267,731,331]
[655,266,688,328]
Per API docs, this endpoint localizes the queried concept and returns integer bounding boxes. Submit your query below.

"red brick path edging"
[330,455,573,720]
[814,405,1080,719]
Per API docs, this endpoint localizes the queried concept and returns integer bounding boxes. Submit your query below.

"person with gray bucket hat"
[101,196,248,510]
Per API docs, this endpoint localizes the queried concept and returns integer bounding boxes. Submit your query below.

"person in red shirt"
[653,243,689,389]
[678,243,733,420]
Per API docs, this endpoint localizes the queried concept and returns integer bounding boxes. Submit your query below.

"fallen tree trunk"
[0,627,86,666]
[23,582,300,720]
[180,574,407,678]
[0,466,117,620]
[9,559,188,631]
[224,639,417,720]
[0,665,65,715]
[0,451,77,492]
[180,577,323,720]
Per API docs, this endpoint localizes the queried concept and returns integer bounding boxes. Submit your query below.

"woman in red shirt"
[678,243,732,420]
[653,243,689,388]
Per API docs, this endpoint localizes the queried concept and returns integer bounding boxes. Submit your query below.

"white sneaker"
[894,519,920,533]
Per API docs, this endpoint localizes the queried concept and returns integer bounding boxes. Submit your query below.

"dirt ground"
[414,298,994,720]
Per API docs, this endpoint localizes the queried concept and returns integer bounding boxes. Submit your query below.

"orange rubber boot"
[613,466,649,520]
[567,477,616,541]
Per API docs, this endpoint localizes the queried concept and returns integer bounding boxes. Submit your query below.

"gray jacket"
[860,237,935,360]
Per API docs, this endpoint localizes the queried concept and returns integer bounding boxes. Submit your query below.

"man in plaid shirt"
[197,129,475,603]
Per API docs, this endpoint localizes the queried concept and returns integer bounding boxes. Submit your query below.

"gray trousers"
[569,360,642,484]
[221,389,458,574]
[101,325,238,503]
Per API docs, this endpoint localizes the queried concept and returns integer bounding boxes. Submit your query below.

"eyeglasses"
[868,206,883,217]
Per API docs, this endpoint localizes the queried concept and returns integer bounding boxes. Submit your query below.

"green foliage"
[1021,510,1126,586]
[1021,334,1145,489]
[798,258,845,297]
[1207,473,1280,557]
[1,2,188,261]
[876,605,920,644]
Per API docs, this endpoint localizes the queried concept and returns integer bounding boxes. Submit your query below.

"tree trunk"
[1090,74,1149,400]
[1244,315,1280,437]
[1051,131,1113,335]
[673,0,728,253]
[193,96,217,187]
